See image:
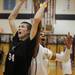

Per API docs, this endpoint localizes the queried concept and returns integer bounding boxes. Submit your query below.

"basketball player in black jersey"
[4,0,48,75]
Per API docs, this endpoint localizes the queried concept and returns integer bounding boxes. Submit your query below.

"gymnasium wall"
[54,20,75,36]
[54,0,75,36]
[0,0,75,35]
[0,0,33,33]
[56,0,75,14]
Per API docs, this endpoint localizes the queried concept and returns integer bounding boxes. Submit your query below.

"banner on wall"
[3,0,15,10]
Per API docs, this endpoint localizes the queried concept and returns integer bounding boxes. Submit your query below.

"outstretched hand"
[64,38,71,49]
[20,0,27,2]
[40,0,48,8]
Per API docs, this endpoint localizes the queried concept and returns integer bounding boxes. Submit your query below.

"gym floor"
[0,62,75,75]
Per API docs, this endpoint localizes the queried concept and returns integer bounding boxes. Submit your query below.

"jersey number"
[8,53,14,62]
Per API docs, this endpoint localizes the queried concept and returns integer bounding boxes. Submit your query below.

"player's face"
[17,23,29,40]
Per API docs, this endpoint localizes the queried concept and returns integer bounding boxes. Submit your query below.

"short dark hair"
[21,21,32,30]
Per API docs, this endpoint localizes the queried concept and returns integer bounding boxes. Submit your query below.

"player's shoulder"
[39,44,50,52]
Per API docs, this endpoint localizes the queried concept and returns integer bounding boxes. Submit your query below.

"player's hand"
[20,0,27,2]
[40,0,48,8]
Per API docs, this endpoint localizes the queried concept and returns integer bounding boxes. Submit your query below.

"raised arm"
[43,48,71,63]
[56,48,71,63]
[8,0,27,34]
[43,40,71,63]
[52,41,71,62]
[30,1,48,40]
